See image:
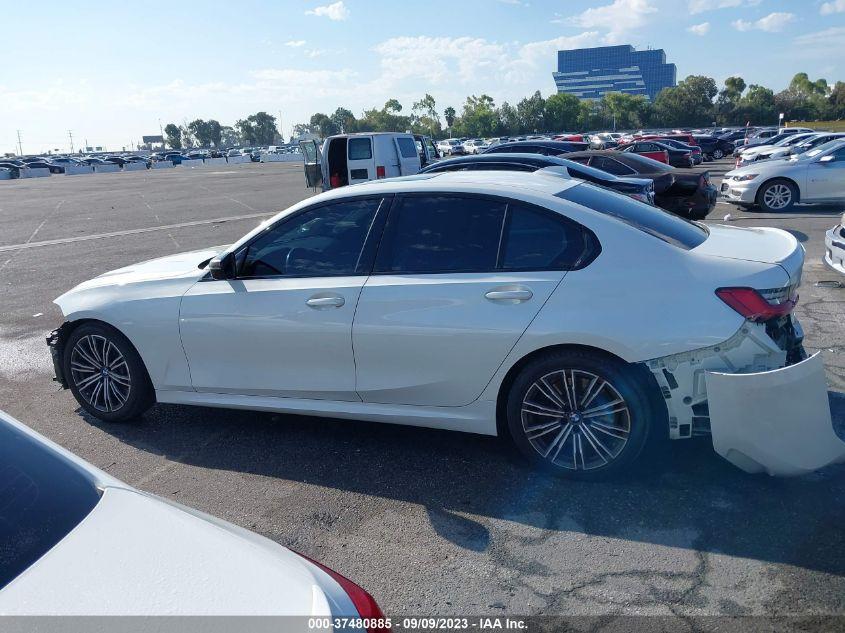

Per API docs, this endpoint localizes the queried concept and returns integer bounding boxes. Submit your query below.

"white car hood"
[0,486,354,616]
[62,246,226,293]
[694,224,803,283]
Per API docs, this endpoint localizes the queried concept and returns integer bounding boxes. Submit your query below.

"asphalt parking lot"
[1,161,844,619]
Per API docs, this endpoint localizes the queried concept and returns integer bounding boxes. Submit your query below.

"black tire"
[505,349,663,480]
[63,322,154,422]
[756,178,797,212]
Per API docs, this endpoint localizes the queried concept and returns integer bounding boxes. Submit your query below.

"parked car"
[301,132,421,190]
[589,133,623,149]
[825,212,845,276]
[693,135,736,160]
[21,160,62,174]
[750,133,845,163]
[653,139,703,165]
[46,169,840,478]
[418,153,655,204]
[617,141,695,168]
[0,161,23,178]
[737,128,813,152]
[226,148,242,157]
[104,156,130,167]
[721,139,845,211]
[436,139,466,156]
[0,410,386,618]
[736,133,819,165]
[463,139,490,154]
[483,140,590,156]
[637,133,698,147]
[124,155,152,167]
[562,150,717,220]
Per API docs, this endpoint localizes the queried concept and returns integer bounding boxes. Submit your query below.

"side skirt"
[155,390,498,436]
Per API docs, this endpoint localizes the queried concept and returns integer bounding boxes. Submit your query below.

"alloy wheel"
[521,369,631,471]
[762,183,792,210]
[69,334,131,412]
[713,149,724,160]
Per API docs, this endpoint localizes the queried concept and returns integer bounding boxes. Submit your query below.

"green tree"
[411,94,441,136]
[830,81,845,118]
[331,107,357,133]
[600,92,650,130]
[384,98,403,114]
[716,76,746,124]
[459,94,497,137]
[496,101,519,135]
[543,93,582,132]
[219,126,240,147]
[516,90,545,133]
[735,84,777,126]
[236,112,277,145]
[207,120,222,146]
[164,123,182,149]
[309,113,338,138]
[443,106,456,129]
[652,75,717,127]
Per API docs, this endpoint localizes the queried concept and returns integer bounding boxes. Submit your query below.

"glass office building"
[553,45,676,101]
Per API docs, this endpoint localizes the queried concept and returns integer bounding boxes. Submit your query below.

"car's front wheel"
[757,178,797,212]
[63,322,154,422]
[506,350,660,480]
[712,148,724,160]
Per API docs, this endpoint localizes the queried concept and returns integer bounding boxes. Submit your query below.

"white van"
[300,132,421,190]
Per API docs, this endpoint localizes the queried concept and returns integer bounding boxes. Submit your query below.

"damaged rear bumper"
[706,353,845,476]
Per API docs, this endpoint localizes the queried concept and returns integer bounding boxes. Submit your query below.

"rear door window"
[557,183,707,250]
[348,138,373,160]
[375,195,506,274]
[501,204,590,270]
[592,156,635,176]
[0,422,101,590]
[396,137,418,159]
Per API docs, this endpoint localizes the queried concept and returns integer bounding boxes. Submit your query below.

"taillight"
[715,287,797,322]
[295,551,387,632]
[376,166,386,179]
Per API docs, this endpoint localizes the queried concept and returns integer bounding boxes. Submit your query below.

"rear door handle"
[306,295,345,309]
[485,289,533,303]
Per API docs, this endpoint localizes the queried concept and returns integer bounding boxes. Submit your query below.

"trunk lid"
[693,225,803,284]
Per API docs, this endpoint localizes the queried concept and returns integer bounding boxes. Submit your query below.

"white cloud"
[687,22,711,35]
[732,12,795,32]
[820,0,845,15]
[285,40,306,47]
[305,1,349,21]
[560,0,657,44]
[688,0,761,14]
[791,26,845,59]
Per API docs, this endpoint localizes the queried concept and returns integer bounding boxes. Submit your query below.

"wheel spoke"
[522,400,567,418]
[525,420,562,440]
[583,405,628,420]
[71,359,98,373]
[72,335,131,412]
[75,372,102,390]
[579,376,605,409]
[589,420,629,440]
[581,398,625,417]
[580,424,612,463]
[74,344,101,369]
[536,376,568,410]
[544,424,573,460]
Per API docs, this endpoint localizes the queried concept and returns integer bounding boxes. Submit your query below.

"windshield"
[0,420,101,589]
[792,140,845,161]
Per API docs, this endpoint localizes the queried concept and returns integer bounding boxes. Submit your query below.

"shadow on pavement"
[84,391,845,576]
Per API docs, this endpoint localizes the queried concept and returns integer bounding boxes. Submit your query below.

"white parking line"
[0,211,272,253]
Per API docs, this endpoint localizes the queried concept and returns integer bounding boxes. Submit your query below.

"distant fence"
[152,161,174,169]
[93,163,120,174]
[261,153,301,163]
[66,165,95,175]
[123,162,147,171]
[19,167,51,178]
[227,155,251,164]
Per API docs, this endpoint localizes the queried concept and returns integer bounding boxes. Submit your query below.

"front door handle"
[485,288,533,303]
[306,295,345,309]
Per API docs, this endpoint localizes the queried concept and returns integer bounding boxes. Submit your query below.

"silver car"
[825,212,845,276]
[721,139,845,211]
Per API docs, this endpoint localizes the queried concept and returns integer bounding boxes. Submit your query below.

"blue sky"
[1,0,843,153]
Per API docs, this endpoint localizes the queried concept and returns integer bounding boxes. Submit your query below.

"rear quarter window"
[557,183,708,250]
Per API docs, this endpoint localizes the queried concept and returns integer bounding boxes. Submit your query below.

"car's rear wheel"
[506,350,659,480]
[712,149,724,160]
[63,322,154,422]
[757,178,797,212]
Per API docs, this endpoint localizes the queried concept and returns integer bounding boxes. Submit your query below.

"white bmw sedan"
[0,410,384,622]
[48,170,843,478]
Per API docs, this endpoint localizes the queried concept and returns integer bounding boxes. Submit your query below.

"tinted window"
[426,163,470,173]
[557,184,707,250]
[396,137,418,159]
[239,198,383,277]
[469,162,534,172]
[502,204,587,270]
[375,195,506,273]
[591,156,634,176]
[0,421,101,590]
[348,138,372,160]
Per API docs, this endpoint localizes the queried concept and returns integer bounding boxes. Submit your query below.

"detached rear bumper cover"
[706,353,845,476]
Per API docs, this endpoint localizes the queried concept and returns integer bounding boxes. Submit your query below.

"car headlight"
[732,174,758,182]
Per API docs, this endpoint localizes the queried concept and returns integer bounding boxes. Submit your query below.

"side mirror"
[208,253,235,280]
[818,155,835,163]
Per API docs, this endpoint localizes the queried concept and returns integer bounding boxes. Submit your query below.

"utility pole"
[278,110,284,142]
[68,130,74,154]
[16,130,22,156]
